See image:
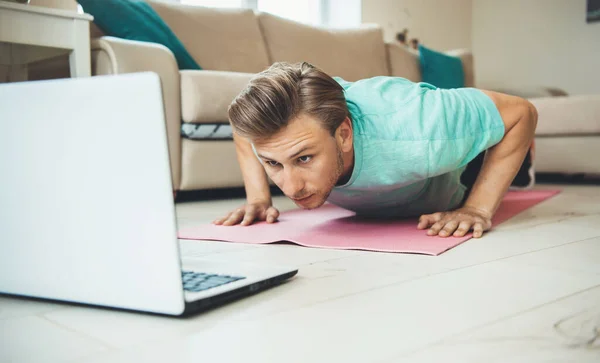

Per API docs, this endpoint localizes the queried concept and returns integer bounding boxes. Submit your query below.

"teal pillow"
[78,0,201,70]
[418,44,464,89]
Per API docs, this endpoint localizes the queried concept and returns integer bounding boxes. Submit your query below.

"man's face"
[253,114,350,209]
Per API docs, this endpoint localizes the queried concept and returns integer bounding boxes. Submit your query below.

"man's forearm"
[463,101,538,218]
[233,133,272,204]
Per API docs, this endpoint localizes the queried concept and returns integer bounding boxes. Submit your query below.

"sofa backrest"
[21,3,475,90]
[258,12,390,82]
[147,0,270,73]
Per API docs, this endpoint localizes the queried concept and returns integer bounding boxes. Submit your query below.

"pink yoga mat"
[178,190,560,255]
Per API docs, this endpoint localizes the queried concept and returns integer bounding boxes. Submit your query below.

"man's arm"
[233,132,272,204]
[418,90,538,238]
[462,90,538,219]
[213,133,279,225]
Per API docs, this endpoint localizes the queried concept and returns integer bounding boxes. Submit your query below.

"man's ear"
[336,116,353,153]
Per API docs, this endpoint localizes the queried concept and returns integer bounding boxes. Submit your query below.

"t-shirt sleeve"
[416,82,506,178]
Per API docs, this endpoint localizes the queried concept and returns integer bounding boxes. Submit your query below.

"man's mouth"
[293,195,313,203]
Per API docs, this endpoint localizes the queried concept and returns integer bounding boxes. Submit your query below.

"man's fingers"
[427,221,445,236]
[240,206,258,226]
[473,223,484,238]
[223,209,244,226]
[213,212,231,225]
[453,221,473,237]
[217,204,280,226]
[438,220,459,237]
[417,215,431,229]
[418,213,442,229]
[266,207,280,223]
[430,213,443,222]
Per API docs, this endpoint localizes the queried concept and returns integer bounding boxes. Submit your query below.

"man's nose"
[281,167,305,197]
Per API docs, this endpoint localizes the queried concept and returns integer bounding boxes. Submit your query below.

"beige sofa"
[528,95,600,175]
[29,1,600,192]
[80,1,479,192]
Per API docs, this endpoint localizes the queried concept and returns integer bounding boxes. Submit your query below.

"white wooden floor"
[1,184,599,363]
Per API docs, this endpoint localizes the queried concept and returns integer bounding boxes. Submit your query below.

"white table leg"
[69,18,91,77]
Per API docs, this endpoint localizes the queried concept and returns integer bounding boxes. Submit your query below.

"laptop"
[0,72,298,316]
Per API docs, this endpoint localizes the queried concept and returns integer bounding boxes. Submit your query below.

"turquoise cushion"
[418,44,464,89]
[78,0,201,70]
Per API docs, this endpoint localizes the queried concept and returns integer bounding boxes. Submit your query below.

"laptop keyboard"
[181,270,246,293]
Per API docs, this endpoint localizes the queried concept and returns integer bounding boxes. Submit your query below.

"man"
[213,62,537,239]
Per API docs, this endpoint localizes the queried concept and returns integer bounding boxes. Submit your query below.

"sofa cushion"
[148,1,270,73]
[418,44,464,89]
[77,0,201,70]
[385,43,421,82]
[258,12,389,81]
[531,95,600,136]
[180,70,255,124]
[445,49,475,88]
[489,86,568,99]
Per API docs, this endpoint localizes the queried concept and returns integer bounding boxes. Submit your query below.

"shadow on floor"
[537,173,600,185]
[175,185,284,203]
[175,173,600,203]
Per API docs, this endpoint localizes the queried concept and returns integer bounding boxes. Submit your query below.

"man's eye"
[298,155,312,164]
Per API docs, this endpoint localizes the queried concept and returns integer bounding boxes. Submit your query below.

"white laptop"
[0,72,297,316]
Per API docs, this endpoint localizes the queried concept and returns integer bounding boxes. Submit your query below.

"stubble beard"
[304,145,344,210]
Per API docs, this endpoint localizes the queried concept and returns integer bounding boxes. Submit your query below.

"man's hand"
[214,132,275,226]
[213,202,280,226]
[417,206,493,238]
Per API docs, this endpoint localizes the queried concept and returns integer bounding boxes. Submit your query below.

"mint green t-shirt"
[328,76,505,218]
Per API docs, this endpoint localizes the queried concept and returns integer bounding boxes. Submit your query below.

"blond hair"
[228,62,348,140]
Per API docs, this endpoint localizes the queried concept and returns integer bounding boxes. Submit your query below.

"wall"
[361,0,472,51]
[327,0,361,28]
[472,0,600,95]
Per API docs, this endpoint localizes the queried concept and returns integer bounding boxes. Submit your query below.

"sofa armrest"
[485,86,569,99]
[445,49,475,88]
[180,70,255,124]
[91,36,182,190]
